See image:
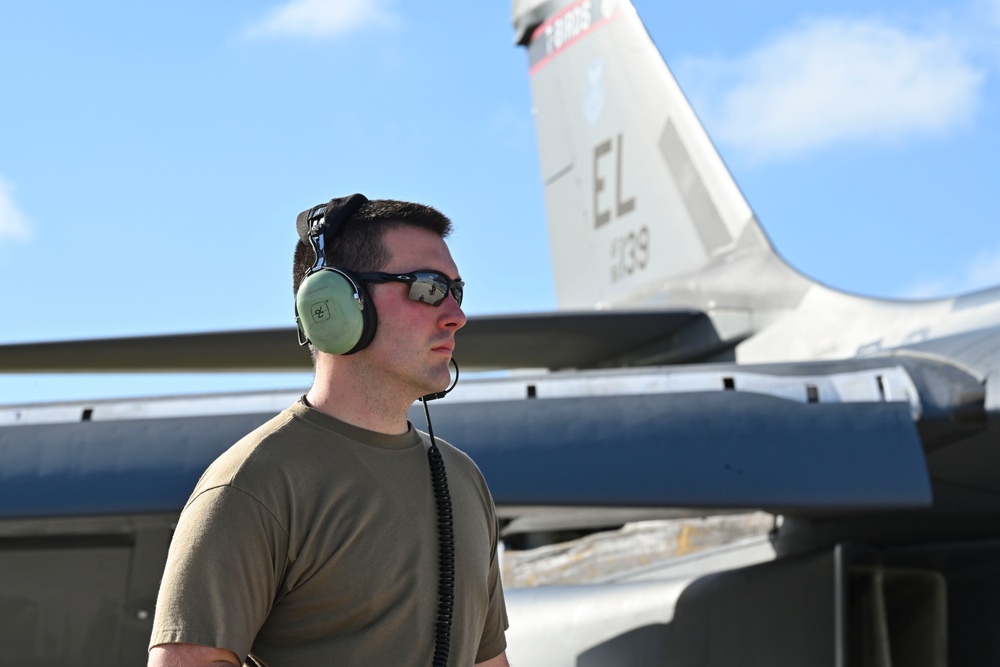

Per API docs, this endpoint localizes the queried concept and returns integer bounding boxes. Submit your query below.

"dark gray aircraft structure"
[2,0,1000,664]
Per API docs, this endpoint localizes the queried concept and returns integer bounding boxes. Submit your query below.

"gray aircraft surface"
[1,0,999,664]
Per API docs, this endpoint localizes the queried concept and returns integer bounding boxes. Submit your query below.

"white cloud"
[0,177,31,242]
[900,245,1000,298]
[967,248,1000,288]
[246,0,396,39]
[680,18,985,160]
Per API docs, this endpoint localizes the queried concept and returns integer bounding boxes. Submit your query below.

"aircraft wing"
[0,309,718,373]
[0,380,927,520]
[435,391,930,513]
[8,351,990,522]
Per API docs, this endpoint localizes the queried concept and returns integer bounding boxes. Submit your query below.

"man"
[148,196,509,666]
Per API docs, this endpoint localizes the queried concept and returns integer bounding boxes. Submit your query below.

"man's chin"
[422,366,454,397]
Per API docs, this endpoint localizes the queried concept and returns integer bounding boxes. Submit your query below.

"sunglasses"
[358,271,464,307]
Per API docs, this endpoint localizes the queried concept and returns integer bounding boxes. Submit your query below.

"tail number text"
[594,134,635,228]
[610,226,649,282]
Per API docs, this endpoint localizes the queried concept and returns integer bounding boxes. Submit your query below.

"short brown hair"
[293,198,453,295]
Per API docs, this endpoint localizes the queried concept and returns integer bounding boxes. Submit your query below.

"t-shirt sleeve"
[149,485,289,662]
[475,510,509,663]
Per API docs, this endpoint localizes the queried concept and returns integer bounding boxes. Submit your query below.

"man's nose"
[441,292,466,329]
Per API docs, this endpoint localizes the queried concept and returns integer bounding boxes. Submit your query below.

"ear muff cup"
[296,268,378,355]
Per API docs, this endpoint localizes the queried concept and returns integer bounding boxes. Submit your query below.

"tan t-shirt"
[150,400,507,665]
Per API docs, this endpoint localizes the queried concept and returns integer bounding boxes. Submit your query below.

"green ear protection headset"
[294,194,379,355]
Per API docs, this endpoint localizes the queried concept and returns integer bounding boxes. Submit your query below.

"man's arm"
[148,643,241,667]
[476,650,511,667]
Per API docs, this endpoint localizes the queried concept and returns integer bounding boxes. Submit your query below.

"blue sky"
[1,0,998,404]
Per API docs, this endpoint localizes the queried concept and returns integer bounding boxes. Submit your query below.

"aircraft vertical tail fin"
[513,0,811,325]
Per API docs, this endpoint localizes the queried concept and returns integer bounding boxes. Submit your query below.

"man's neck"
[305,359,413,435]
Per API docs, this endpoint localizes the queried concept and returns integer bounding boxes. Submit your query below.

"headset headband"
[295,193,370,266]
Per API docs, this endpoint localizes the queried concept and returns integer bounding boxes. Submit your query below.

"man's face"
[359,225,466,400]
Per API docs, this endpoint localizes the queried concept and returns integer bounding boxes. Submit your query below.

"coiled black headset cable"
[421,360,459,667]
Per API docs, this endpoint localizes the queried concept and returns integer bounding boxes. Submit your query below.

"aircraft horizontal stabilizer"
[0,329,313,373]
[458,310,720,368]
[0,310,726,373]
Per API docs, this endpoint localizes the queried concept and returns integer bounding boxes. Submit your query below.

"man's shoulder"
[418,431,477,470]
[195,402,315,490]
[418,431,494,499]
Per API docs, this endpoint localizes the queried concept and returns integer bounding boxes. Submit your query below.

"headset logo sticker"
[310,300,331,322]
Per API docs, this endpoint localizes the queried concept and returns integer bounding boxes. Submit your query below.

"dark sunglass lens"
[409,273,449,305]
[451,282,463,307]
